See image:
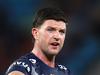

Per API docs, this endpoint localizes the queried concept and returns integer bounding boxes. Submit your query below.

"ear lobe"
[32,28,39,40]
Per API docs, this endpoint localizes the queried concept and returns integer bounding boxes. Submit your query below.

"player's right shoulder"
[6,53,39,75]
[6,56,32,75]
[8,71,25,75]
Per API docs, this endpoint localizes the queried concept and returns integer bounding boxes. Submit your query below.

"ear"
[32,28,39,40]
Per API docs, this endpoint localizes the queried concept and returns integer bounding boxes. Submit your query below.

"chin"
[49,51,60,56]
[47,47,61,55]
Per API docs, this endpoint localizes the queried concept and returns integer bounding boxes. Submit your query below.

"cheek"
[44,33,51,43]
[61,35,65,44]
[40,32,50,43]
[40,33,51,50]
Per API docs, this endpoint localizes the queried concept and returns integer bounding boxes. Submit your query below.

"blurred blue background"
[0,0,100,75]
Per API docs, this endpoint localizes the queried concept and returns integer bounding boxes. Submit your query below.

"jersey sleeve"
[58,64,72,75]
[5,59,31,75]
[67,68,71,75]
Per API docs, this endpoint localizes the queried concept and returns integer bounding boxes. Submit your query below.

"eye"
[59,30,65,34]
[47,27,55,32]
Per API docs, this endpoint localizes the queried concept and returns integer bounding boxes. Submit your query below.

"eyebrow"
[47,26,66,31]
[47,26,56,30]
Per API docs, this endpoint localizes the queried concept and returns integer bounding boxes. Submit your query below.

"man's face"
[33,20,66,56]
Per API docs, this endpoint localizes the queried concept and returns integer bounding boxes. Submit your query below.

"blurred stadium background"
[0,0,100,75]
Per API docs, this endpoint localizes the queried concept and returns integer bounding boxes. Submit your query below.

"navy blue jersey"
[6,52,70,75]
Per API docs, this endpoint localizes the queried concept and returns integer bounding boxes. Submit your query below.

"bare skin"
[8,71,24,75]
[8,19,66,75]
[32,19,66,68]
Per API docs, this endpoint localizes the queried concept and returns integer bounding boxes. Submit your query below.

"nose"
[53,32,60,41]
[54,37,59,41]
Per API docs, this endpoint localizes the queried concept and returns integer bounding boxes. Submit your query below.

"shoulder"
[6,53,37,75]
[58,64,67,71]
[8,71,24,75]
[57,64,71,75]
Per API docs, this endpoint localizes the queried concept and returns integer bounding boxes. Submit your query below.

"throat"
[44,55,56,68]
[32,49,56,68]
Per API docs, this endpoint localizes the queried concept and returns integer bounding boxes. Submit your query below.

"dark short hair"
[32,7,68,28]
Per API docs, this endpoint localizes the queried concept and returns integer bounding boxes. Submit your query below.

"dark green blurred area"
[0,0,100,75]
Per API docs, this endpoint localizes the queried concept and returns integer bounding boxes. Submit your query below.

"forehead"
[41,19,66,29]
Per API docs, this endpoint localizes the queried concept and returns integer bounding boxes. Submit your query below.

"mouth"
[50,42,60,47]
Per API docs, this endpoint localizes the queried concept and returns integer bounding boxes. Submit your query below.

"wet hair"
[32,7,68,28]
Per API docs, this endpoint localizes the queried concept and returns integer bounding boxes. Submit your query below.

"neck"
[32,44,56,68]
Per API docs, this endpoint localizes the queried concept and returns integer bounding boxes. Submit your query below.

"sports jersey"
[6,52,71,75]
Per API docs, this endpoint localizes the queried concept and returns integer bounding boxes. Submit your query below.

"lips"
[50,42,60,46]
